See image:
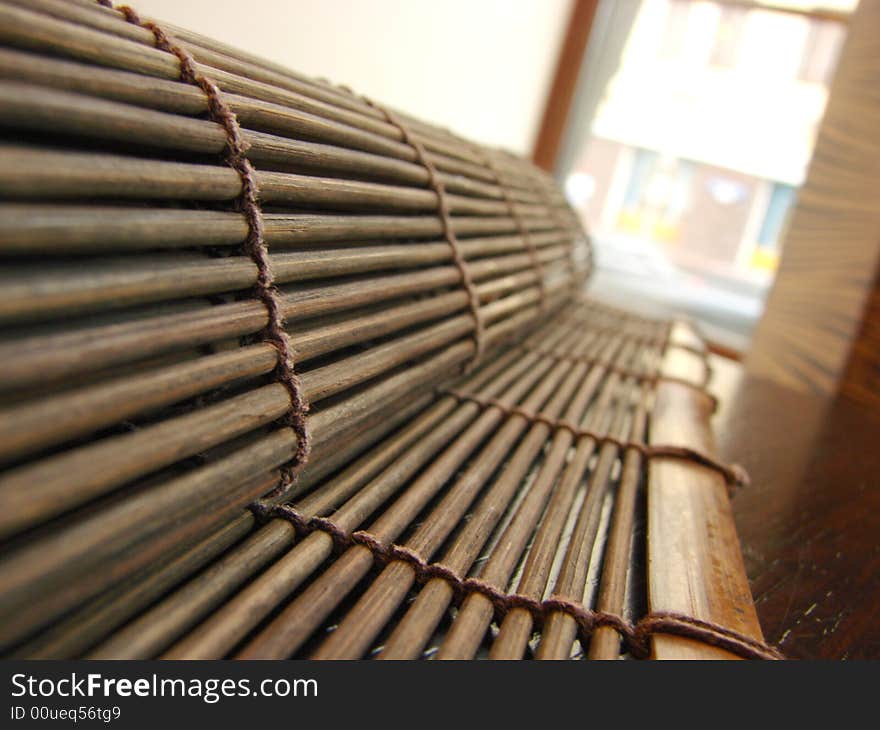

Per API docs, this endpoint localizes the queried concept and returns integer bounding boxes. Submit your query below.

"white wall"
[129,0,573,156]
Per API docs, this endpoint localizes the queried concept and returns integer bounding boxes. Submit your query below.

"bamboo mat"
[0,0,779,659]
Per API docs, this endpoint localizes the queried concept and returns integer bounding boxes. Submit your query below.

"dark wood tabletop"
[711,358,880,659]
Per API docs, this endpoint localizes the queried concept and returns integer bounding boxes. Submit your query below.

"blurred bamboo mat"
[0,0,777,659]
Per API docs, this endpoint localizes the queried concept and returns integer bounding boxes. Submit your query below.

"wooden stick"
[429,343,642,659]
[0,239,571,324]
[0,145,546,218]
[377,340,612,659]
[0,285,566,536]
[0,204,563,254]
[646,322,764,659]
[484,345,640,659]
[533,376,639,659]
[0,303,563,651]
[314,344,593,659]
[12,384,437,659]
[0,265,570,393]
[229,333,590,659]
[76,386,455,660]
[587,388,650,659]
[0,2,535,189]
[0,74,538,203]
[0,334,483,648]
[166,343,563,659]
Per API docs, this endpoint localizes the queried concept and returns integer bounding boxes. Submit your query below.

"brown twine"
[438,388,748,492]
[262,505,781,660]
[108,3,310,494]
[572,302,709,357]
[481,152,548,311]
[576,295,663,327]
[566,312,714,388]
[568,204,594,278]
[658,324,715,389]
[359,100,486,368]
[567,318,668,349]
[526,165,581,292]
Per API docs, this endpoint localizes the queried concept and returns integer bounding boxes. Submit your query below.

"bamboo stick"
[0,75,536,202]
[587,388,650,660]
[0,263,571,393]
[0,0,536,185]
[0,284,565,537]
[12,514,259,660]
[334,339,601,660]
[0,145,546,218]
[0,239,572,325]
[35,386,445,660]
[10,382,438,659]
[0,2,533,189]
[0,328,498,650]
[486,373,626,658]
[236,334,589,659]
[410,341,637,659]
[165,340,566,659]
[0,204,564,254]
[647,322,764,660]
[533,377,639,660]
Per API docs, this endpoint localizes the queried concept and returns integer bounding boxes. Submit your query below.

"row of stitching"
[571,301,712,360]
[437,388,747,491]
[109,3,311,501]
[526,165,580,294]
[262,505,781,660]
[359,99,486,370]
[480,151,548,311]
[567,319,670,349]
[568,307,714,389]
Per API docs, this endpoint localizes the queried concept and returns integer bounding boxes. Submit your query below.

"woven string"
[568,319,668,349]
[438,388,748,491]
[481,152,548,311]
[534,166,593,285]
[108,3,310,492]
[262,504,781,660]
[360,100,486,368]
[656,319,715,389]
[572,300,704,352]
[526,165,580,292]
[568,313,714,389]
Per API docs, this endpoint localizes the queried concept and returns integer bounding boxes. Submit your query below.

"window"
[558,0,855,348]
[710,6,747,68]
[623,149,658,208]
[757,183,797,252]
[798,19,846,84]
[659,0,691,58]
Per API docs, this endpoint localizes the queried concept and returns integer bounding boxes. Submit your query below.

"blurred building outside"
[564,0,855,350]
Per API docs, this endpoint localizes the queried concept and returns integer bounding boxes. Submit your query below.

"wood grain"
[712,355,880,659]
[532,0,598,171]
[747,0,880,399]
[648,323,764,659]
[840,262,880,410]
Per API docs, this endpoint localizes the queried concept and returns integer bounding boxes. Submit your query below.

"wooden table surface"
[711,357,880,659]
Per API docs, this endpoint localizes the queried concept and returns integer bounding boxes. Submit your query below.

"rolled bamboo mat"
[0,0,778,659]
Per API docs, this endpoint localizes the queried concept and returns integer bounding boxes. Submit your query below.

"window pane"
[562,0,852,350]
